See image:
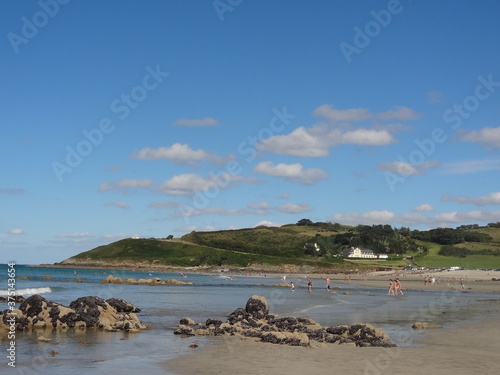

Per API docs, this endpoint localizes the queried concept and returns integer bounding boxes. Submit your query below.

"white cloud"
[441,158,500,174]
[341,128,396,145]
[276,202,311,213]
[258,126,330,157]
[313,104,421,122]
[130,143,234,165]
[253,161,328,185]
[258,125,396,157]
[98,179,153,193]
[8,228,24,235]
[158,173,258,196]
[254,220,283,227]
[104,201,129,209]
[434,210,500,224]
[173,118,219,126]
[378,160,439,176]
[413,204,435,212]
[458,126,500,149]
[329,209,500,227]
[442,192,500,206]
[258,104,417,157]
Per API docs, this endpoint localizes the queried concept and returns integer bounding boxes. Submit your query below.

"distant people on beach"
[307,276,312,292]
[388,278,403,295]
[388,279,395,295]
[290,281,295,292]
[460,278,465,289]
[326,277,331,291]
[394,278,403,295]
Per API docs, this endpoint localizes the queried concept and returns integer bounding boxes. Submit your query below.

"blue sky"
[2,0,500,264]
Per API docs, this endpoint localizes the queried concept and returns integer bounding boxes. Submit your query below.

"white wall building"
[343,247,377,259]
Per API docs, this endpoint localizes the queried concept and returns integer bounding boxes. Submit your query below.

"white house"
[343,247,377,259]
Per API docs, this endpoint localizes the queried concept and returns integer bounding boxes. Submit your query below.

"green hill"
[60,222,500,271]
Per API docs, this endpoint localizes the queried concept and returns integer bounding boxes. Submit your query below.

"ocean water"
[1,265,499,375]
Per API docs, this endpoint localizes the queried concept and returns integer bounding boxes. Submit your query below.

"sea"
[1,265,499,375]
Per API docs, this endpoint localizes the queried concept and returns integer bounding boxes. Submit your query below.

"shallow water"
[1,265,499,374]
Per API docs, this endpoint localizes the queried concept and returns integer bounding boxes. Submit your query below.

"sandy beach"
[165,270,500,375]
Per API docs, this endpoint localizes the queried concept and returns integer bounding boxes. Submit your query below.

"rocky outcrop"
[174,295,395,348]
[0,295,146,332]
[100,275,193,286]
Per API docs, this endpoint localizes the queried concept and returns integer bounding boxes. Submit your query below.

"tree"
[297,218,313,226]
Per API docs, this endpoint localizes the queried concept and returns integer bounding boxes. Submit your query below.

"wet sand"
[165,270,500,375]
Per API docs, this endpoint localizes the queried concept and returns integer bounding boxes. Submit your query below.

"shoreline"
[25,264,500,293]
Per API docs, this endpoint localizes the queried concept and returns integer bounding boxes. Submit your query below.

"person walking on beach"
[394,278,404,295]
[460,278,465,290]
[307,276,312,292]
[326,277,331,291]
[388,279,395,295]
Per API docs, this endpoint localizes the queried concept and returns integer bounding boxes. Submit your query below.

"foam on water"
[0,287,52,296]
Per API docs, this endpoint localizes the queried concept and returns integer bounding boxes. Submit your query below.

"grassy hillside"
[181,226,325,257]
[413,226,500,269]
[61,237,345,270]
[61,224,500,271]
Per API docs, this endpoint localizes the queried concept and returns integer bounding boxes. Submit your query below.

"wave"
[0,287,52,296]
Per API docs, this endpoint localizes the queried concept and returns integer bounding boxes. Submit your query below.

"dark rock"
[19,294,48,318]
[173,325,195,335]
[273,317,299,331]
[227,308,249,324]
[205,318,222,327]
[245,295,269,319]
[106,298,141,313]
[69,297,108,328]
[179,317,196,325]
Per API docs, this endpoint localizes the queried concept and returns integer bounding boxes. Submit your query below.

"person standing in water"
[307,276,312,292]
[388,279,395,295]
[326,277,331,291]
[394,278,404,295]
[290,281,295,292]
